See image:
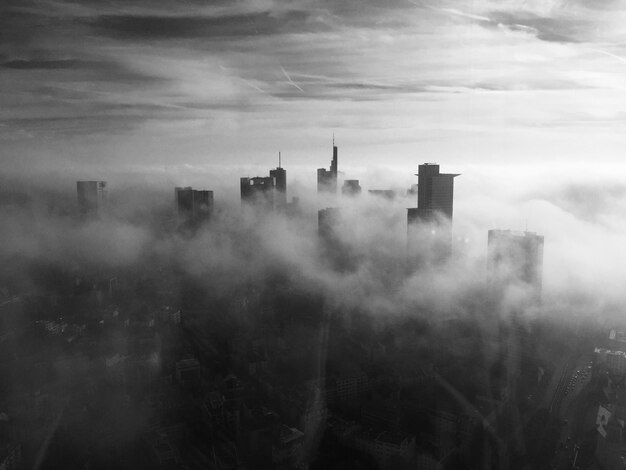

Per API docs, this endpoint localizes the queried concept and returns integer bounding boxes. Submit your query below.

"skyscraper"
[242,155,289,211]
[407,164,459,262]
[269,153,287,208]
[240,176,276,209]
[408,163,459,223]
[317,140,338,193]
[175,187,213,220]
[77,181,106,215]
[342,180,361,196]
[487,230,544,302]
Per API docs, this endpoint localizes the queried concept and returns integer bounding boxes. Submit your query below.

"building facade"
[407,164,459,262]
[317,143,338,194]
[175,187,213,221]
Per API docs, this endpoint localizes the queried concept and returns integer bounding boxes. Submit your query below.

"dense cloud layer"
[2,166,626,323]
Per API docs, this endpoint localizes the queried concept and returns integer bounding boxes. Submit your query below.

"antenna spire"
[279,151,281,168]
[333,133,335,146]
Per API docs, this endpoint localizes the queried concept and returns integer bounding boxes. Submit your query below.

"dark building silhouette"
[408,163,459,223]
[269,153,287,208]
[77,180,106,215]
[407,164,459,262]
[342,180,361,196]
[241,176,276,210]
[317,140,338,194]
[175,187,213,221]
[242,156,290,211]
[487,230,544,302]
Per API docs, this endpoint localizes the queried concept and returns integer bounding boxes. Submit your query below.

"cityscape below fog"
[1,142,624,470]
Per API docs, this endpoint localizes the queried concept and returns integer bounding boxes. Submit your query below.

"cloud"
[3,163,626,324]
[2,0,626,176]
[90,10,319,40]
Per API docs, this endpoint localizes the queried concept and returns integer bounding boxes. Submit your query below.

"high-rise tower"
[342,180,361,196]
[175,187,213,221]
[241,153,289,211]
[317,139,338,193]
[408,163,459,224]
[407,164,459,262]
[269,152,287,208]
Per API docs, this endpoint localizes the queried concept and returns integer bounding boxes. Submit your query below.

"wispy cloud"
[3,0,626,171]
[280,66,304,92]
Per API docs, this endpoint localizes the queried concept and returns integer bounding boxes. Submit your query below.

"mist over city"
[3,1,626,469]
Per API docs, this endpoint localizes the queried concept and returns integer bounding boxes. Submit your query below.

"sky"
[3,0,626,183]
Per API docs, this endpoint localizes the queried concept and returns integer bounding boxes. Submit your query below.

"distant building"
[175,186,213,221]
[595,348,626,376]
[407,164,459,262]
[594,405,626,470]
[242,155,288,211]
[369,190,396,200]
[608,329,626,350]
[241,176,277,209]
[317,140,338,193]
[77,180,106,215]
[487,230,544,302]
[270,168,287,208]
[408,163,459,224]
[342,180,362,196]
[267,151,287,209]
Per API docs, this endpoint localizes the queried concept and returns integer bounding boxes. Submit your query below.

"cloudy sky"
[3,0,626,184]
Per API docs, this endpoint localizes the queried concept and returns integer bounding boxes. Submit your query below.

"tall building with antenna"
[241,153,288,211]
[269,152,287,208]
[317,138,338,194]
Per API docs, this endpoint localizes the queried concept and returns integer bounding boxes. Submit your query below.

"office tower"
[487,230,544,301]
[342,180,361,196]
[269,153,287,208]
[407,164,459,262]
[175,187,213,220]
[317,140,338,193]
[77,181,106,215]
[240,176,276,209]
[242,155,290,211]
[409,163,459,223]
